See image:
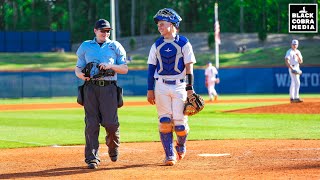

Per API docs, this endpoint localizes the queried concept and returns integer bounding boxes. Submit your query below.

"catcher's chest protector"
[155,35,187,75]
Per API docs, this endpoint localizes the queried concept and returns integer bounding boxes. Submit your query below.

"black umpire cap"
[95,19,112,30]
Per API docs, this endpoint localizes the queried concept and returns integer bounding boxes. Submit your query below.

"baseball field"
[0,94,319,179]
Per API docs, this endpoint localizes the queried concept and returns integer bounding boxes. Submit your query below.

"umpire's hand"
[99,62,112,70]
[75,67,90,81]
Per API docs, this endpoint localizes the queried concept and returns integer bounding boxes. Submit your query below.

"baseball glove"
[93,69,116,78]
[183,93,205,116]
[292,69,302,75]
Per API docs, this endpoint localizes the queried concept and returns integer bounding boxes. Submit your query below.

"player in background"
[147,8,197,166]
[285,39,303,103]
[205,62,220,101]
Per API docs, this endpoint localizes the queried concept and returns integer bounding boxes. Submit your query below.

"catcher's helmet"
[154,8,182,28]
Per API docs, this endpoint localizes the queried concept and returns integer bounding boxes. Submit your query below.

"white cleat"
[177,152,186,160]
[165,159,176,166]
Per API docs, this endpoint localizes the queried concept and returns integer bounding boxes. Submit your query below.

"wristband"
[186,74,194,86]
[185,86,193,91]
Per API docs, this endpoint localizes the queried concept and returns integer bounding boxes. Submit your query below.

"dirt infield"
[0,98,320,179]
[228,102,320,114]
[1,140,320,179]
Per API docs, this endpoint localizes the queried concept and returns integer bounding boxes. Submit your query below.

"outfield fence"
[0,31,71,52]
[0,67,319,98]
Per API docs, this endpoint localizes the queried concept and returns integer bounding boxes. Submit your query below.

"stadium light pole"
[110,0,116,40]
[214,2,220,69]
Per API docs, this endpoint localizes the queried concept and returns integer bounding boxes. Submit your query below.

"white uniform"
[147,35,196,163]
[285,48,303,100]
[205,64,219,100]
[150,8,194,166]
[147,37,196,125]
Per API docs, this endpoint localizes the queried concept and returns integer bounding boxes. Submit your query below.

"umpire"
[75,19,128,169]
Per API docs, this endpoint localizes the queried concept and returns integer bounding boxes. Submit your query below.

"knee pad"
[159,117,173,133]
[174,125,188,136]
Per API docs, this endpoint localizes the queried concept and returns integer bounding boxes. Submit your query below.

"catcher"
[147,8,204,166]
[285,39,303,103]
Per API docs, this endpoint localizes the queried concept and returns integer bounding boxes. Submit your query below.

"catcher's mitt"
[292,69,302,75]
[183,93,205,116]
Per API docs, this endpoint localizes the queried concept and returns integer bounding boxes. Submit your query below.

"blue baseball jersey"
[76,37,127,80]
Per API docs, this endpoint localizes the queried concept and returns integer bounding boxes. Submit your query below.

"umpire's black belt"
[90,80,116,86]
[156,78,184,85]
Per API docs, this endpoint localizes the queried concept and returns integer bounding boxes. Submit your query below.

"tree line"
[0,0,319,43]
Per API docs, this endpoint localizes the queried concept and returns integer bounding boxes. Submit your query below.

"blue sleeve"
[148,64,157,90]
[76,42,86,68]
[114,41,127,65]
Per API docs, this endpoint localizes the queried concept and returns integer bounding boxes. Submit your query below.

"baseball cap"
[291,39,299,45]
[95,19,112,30]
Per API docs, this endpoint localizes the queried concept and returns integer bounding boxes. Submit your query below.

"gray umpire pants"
[83,82,120,164]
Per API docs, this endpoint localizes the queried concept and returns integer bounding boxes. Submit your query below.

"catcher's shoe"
[164,158,177,166]
[175,145,186,160]
[177,152,186,160]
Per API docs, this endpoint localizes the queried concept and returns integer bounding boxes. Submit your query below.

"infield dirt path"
[0,97,319,111]
[0,140,320,179]
[0,98,319,179]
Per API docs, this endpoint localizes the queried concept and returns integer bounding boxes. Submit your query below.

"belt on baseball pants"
[90,80,116,87]
[155,78,184,85]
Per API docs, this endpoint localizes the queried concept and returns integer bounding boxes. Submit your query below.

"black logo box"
[289,4,318,33]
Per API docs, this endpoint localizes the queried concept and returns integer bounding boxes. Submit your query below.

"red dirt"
[0,98,320,179]
[1,140,320,179]
[227,102,320,114]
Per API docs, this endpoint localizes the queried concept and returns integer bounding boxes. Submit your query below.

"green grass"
[195,45,320,67]
[0,52,77,70]
[0,44,319,70]
[0,93,317,105]
[0,95,319,149]
[0,97,76,104]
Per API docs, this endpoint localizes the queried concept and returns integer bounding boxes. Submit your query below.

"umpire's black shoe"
[109,148,119,162]
[87,162,98,169]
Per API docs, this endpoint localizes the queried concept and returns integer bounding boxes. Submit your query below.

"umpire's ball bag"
[117,86,123,108]
[77,83,85,106]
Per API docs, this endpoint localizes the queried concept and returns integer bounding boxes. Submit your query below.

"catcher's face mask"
[154,8,182,28]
